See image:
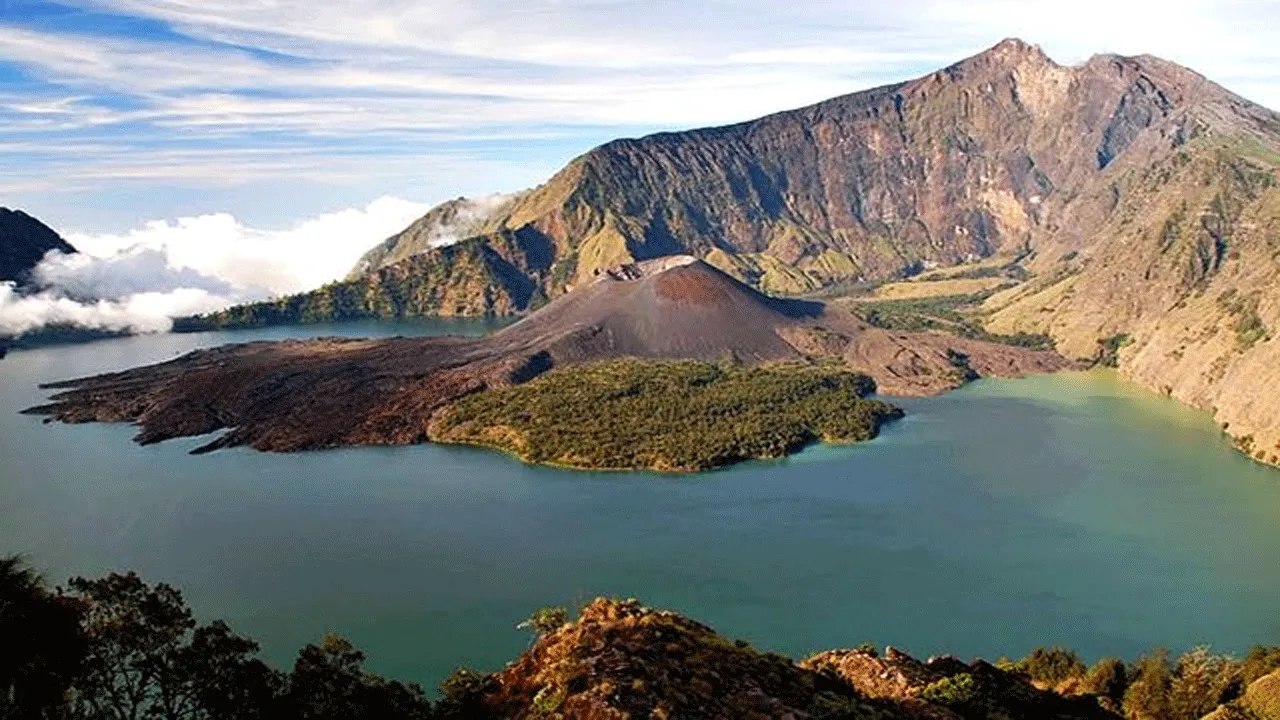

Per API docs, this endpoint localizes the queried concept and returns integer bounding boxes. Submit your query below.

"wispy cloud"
[1,0,1278,229]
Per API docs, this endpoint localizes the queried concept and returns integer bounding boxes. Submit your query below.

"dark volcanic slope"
[26,259,1071,454]
[489,256,819,364]
[0,208,76,283]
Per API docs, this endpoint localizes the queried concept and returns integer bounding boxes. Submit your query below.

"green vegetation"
[176,234,544,330]
[1015,647,1088,686]
[1217,290,1271,350]
[516,606,569,637]
[1235,311,1270,349]
[1004,644,1280,720]
[7,556,1280,720]
[918,673,978,706]
[1096,333,1133,368]
[0,555,437,719]
[852,294,1057,351]
[429,359,904,472]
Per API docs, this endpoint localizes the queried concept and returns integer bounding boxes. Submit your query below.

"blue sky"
[2,0,1280,233]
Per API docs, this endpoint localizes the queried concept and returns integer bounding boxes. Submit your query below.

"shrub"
[1083,657,1128,707]
[518,607,570,636]
[919,673,978,706]
[1124,649,1172,720]
[1017,647,1087,686]
[1241,646,1280,686]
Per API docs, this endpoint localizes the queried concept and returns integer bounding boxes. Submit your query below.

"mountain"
[27,258,1068,456]
[188,38,1280,467]
[345,193,526,280]
[0,208,76,283]
[337,38,1278,298]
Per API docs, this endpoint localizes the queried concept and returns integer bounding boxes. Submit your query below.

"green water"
[2,323,1279,688]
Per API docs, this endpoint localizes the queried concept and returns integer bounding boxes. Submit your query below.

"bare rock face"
[0,208,76,284]
[27,260,1071,455]
[343,38,1273,297]
[203,38,1276,325]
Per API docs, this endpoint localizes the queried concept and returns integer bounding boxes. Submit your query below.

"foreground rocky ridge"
[455,597,1280,720]
[471,597,1116,719]
[10,557,1280,720]
[26,259,1069,459]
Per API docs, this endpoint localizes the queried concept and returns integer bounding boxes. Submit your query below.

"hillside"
[27,258,1068,459]
[982,127,1280,465]
[0,207,76,283]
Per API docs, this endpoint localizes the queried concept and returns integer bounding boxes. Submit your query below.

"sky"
[1,0,1279,334]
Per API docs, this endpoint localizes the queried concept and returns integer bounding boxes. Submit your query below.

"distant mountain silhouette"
[0,208,75,283]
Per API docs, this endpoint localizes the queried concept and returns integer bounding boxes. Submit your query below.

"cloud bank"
[0,196,431,337]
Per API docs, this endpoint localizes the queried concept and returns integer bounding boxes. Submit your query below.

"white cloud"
[0,283,233,335]
[63,195,432,294]
[1,0,1278,237]
[0,196,433,336]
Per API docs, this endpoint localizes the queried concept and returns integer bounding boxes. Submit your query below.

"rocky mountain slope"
[188,38,1280,467]
[0,208,76,283]
[346,194,526,280]
[28,258,1068,457]
[983,135,1280,466]
[338,38,1276,301]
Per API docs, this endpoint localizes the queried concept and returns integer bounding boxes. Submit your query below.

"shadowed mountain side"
[25,260,1073,456]
[0,208,76,284]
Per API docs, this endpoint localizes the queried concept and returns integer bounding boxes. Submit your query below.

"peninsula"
[25,258,1068,471]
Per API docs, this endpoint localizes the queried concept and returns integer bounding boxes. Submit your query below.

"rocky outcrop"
[451,598,1119,719]
[0,208,76,284]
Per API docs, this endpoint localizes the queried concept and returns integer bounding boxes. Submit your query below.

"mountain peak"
[968,37,1055,68]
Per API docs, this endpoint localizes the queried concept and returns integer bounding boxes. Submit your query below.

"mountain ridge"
[0,207,76,284]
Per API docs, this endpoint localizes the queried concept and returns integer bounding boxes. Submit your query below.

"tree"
[1016,646,1087,687]
[1083,657,1129,711]
[65,572,275,720]
[434,668,495,719]
[0,555,85,719]
[1124,649,1173,720]
[281,634,432,720]
[1169,647,1238,719]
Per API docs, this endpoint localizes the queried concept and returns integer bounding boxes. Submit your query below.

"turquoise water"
[2,323,1279,688]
